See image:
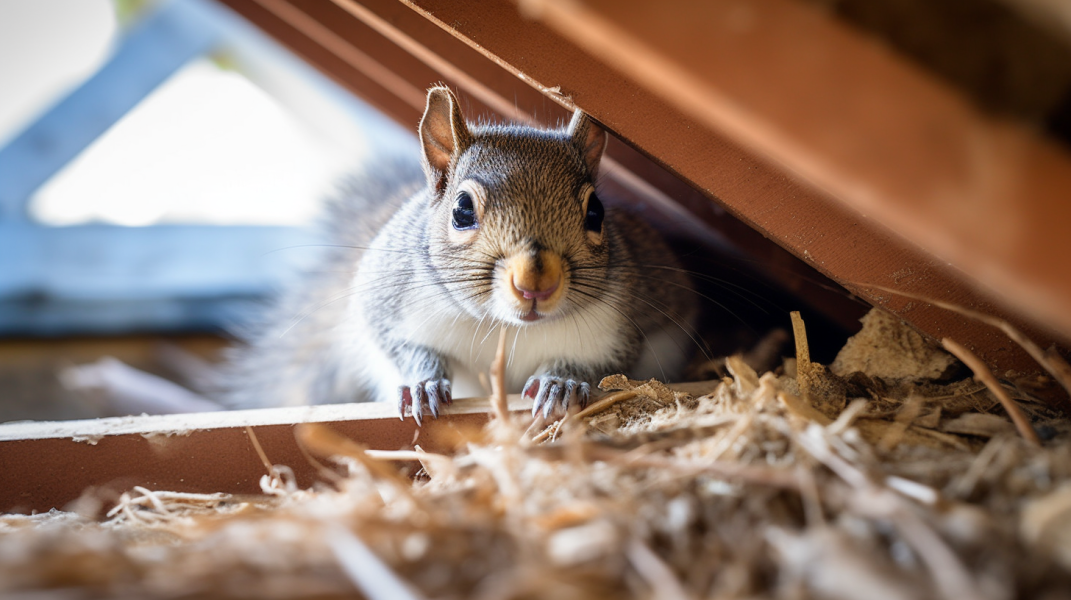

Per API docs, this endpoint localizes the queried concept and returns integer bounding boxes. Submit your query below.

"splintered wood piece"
[490,327,510,423]
[790,310,814,397]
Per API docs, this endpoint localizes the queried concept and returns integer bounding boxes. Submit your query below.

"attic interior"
[2,0,1071,598]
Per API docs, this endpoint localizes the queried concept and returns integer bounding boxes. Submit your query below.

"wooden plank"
[0,397,529,513]
[221,0,433,128]
[0,224,314,334]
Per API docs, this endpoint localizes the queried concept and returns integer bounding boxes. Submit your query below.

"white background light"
[31,58,345,226]
[1,0,400,228]
[0,0,117,148]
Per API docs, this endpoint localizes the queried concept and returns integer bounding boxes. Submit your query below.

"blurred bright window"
[31,58,344,227]
[0,0,413,335]
[0,0,118,148]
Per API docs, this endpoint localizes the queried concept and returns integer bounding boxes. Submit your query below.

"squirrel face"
[418,87,609,327]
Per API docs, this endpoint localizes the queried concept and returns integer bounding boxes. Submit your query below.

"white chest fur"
[339,276,689,404]
[394,299,627,396]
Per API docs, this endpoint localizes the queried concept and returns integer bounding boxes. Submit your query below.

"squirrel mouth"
[519,300,543,322]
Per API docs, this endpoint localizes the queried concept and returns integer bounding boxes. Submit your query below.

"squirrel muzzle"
[503,250,565,319]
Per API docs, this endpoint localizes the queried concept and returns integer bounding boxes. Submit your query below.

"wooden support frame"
[217,0,1069,374]
[0,0,350,335]
[0,1,220,222]
[0,397,530,513]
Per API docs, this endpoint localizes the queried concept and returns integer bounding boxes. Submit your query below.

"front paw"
[397,379,452,426]
[523,375,591,419]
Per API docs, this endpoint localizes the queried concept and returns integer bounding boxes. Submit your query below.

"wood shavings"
[778,391,834,426]
[546,519,618,566]
[106,487,243,526]
[1020,485,1071,569]
[531,389,637,443]
[941,413,1017,438]
[625,539,692,600]
[767,527,924,600]
[532,375,694,443]
[327,525,427,600]
[3,309,1071,599]
[727,354,761,396]
[877,396,926,452]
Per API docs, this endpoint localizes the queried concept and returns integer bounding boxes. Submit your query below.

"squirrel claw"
[525,375,590,418]
[397,379,452,426]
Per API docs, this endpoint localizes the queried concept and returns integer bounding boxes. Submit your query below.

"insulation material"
[1,310,1070,599]
[831,308,959,381]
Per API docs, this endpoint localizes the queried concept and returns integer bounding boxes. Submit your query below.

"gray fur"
[219,90,697,416]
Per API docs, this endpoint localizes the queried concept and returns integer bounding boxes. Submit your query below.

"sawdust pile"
[3,310,1071,599]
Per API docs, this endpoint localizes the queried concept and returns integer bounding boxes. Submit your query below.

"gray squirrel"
[222,86,698,422]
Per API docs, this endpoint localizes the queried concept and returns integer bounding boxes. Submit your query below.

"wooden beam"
[0,224,313,334]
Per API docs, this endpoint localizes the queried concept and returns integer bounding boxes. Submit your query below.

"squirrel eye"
[584,192,604,233]
[452,191,477,230]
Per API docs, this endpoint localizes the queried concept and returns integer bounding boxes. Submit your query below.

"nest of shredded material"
[3,310,1071,600]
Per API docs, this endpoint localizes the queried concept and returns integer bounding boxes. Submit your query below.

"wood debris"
[2,309,1071,599]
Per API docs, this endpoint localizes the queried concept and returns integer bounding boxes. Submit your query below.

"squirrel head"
[419,86,612,326]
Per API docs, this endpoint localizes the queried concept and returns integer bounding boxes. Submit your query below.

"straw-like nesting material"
[2,310,1071,599]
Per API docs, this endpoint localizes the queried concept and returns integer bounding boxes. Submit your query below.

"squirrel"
[221,86,698,423]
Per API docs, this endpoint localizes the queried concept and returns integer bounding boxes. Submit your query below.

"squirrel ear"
[568,110,607,178]
[419,86,473,194]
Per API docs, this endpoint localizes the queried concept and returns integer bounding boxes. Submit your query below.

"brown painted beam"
[221,0,432,125]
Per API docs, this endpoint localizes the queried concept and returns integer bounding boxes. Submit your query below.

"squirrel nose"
[512,276,559,301]
[506,249,564,306]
